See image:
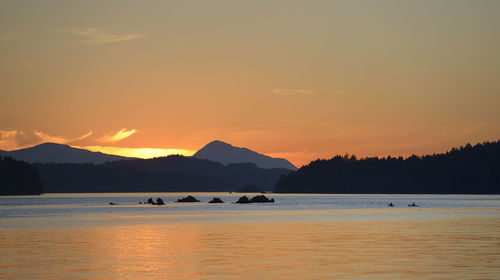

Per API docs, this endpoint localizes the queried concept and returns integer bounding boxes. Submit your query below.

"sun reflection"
[77,145,195,159]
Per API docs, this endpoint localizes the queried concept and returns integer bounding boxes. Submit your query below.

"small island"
[145,197,165,205]
[176,195,201,202]
[236,195,275,203]
[209,197,224,203]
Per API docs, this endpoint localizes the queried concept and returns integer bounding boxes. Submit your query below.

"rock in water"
[249,195,274,203]
[176,195,201,202]
[235,196,250,204]
[209,197,224,203]
[147,198,154,204]
[157,198,165,205]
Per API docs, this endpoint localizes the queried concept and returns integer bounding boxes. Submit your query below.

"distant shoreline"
[3,191,500,196]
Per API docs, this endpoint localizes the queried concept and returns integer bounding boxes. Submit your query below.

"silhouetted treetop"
[0,156,44,195]
[274,140,500,194]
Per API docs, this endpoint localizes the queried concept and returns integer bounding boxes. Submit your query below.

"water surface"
[1,193,499,279]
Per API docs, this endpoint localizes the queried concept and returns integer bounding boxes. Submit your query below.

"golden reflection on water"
[1,211,500,279]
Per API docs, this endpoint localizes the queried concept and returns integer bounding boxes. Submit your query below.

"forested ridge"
[274,141,500,194]
[35,155,291,193]
[0,156,44,195]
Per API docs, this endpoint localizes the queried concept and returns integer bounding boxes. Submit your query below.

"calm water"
[1,193,500,279]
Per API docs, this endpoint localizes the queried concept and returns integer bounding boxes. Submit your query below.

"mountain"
[193,140,297,170]
[274,141,500,194]
[3,143,131,164]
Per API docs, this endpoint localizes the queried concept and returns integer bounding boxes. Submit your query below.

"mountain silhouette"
[193,140,297,170]
[2,143,131,164]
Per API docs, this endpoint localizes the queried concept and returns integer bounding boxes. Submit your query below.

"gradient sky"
[1,0,499,167]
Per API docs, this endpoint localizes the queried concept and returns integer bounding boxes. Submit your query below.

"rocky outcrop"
[146,197,165,205]
[235,195,274,203]
[235,196,250,203]
[176,195,201,202]
[208,197,224,203]
[249,195,274,203]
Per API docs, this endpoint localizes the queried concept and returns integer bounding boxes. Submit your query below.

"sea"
[1,193,499,279]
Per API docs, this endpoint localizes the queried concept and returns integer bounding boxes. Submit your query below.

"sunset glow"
[1,1,499,167]
[78,146,195,159]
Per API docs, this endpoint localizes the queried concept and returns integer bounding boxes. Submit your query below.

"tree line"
[0,156,44,195]
[35,155,291,193]
[274,141,500,194]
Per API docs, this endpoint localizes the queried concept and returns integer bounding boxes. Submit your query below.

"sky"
[1,0,499,167]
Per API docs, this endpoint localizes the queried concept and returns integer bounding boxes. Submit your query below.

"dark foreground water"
[1,193,499,279]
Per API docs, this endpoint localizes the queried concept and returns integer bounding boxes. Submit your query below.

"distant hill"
[103,155,292,189]
[2,143,131,164]
[35,162,227,193]
[37,155,292,192]
[193,140,297,170]
[274,141,500,194]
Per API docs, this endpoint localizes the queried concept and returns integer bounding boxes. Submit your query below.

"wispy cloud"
[1,128,137,150]
[99,128,137,143]
[63,28,141,44]
[33,130,68,144]
[0,130,92,150]
[74,131,94,141]
[460,123,487,136]
[0,130,18,139]
[272,88,316,96]
[34,130,93,144]
[0,130,25,150]
[272,88,349,97]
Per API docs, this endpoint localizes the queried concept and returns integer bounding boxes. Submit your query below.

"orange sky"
[1,1,499,167]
